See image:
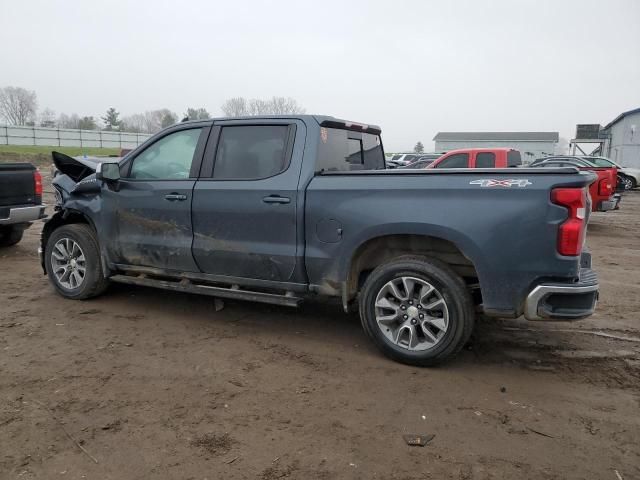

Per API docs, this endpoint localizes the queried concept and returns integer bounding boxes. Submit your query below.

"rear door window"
[213,125,292,179]
[475,152,496,168]
[435,153,469,168]
[507,150,522,167]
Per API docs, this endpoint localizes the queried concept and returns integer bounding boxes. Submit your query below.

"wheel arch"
[341,227,484,311]
[41,209,102,274]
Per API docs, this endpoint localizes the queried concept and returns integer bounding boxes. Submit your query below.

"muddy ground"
[1,171,639,479]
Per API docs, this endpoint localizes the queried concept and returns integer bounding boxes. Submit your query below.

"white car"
[583,156,640,189]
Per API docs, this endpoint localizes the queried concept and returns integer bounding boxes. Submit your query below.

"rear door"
[191,119,304,282]
[101,125,208,272]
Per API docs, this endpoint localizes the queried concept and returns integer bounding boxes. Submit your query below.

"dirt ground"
[1,172,639,480]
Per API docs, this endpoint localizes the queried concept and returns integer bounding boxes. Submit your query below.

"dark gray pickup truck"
[41,115,599,365]
[0,163,46,247]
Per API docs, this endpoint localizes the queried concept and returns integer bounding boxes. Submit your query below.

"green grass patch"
[0,145,123,168]
[0,145,121,156]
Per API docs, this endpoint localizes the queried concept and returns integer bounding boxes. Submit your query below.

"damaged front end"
[39,152,109,273]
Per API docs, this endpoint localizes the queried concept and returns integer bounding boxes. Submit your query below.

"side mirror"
[96,162,120,182]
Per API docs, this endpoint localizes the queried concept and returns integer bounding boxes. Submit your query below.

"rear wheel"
[45,224,109,299]
[359,256,474,366]
[0,225,25,247]
[619,174,633,191]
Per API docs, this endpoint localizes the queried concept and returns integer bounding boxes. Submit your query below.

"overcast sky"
[2,0,639,151]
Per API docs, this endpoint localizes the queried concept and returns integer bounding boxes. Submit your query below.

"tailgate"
[0,163,37,207]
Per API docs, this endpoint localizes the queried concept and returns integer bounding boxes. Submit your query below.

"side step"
[110,274,303,307]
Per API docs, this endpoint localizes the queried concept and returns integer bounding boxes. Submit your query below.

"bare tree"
[57,113,81,129]
[268,96,305,115]
[221,97,248,117]
[0,86,38,125]
[121,113,147,133]
[221,96,305,117]
[247,98,270,115]
[39,108,56,128]
[184,107,210,120]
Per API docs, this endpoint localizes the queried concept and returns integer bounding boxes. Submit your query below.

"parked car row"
[391,148,634,212]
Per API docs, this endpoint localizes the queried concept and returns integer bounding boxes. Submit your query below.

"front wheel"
[45,224,110,299]
[359,256,475,366]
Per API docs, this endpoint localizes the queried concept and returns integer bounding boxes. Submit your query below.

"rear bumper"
[0,205,46,225]
[598,195,620,211]
[524,268,598,321]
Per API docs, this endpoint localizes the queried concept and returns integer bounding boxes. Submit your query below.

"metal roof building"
[433,132,559,163]
[603,107,640,168]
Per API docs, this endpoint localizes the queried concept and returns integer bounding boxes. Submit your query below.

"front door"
[102,126,207,272]
[191,120,303,282]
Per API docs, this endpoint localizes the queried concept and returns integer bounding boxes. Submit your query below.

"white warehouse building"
[433,132,559,164]
[603,107,640,168]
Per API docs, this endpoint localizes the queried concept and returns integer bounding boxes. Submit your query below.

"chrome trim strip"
[0,205,45,225]
[524,283,598,321]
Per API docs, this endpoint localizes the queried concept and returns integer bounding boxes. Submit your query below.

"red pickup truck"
[425,148,616,212]
[530,157,617,212]
[427,147,522,169]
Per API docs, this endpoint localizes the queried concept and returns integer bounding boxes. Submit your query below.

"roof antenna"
[181,116,189,122]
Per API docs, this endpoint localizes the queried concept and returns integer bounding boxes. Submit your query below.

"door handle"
[165,193,187,201]
[262,195,291,204]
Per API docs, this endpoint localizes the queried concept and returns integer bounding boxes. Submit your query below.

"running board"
[110,274,303,307]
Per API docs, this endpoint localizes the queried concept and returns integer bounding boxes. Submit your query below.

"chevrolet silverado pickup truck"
[41,115,599,366]
[0,163,45,247]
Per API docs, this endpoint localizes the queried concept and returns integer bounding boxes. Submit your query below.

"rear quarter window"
[317,128,385,172]
[507,150,522,167]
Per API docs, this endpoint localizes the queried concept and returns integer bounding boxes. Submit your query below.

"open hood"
[52,151,121,182]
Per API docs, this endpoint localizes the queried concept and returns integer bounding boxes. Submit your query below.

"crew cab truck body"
[41,115,599,366]
[0,163,45,247]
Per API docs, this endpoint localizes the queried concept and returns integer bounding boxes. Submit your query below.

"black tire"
[45,224,110,299]
[0,225,24,247]
[359,255,475,366]
[619,174,633,191]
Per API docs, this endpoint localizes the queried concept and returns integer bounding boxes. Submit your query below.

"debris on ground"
[403,434,435,447]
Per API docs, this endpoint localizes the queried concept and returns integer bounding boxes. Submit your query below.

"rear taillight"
[551,187,587,256]
[598,178,612,196]
[34,169,43,197]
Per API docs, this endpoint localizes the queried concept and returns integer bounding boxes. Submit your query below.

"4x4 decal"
[470,179,532,188]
